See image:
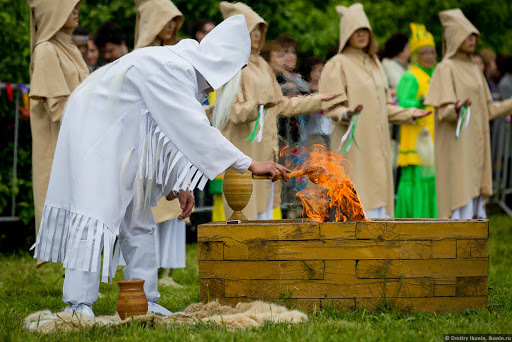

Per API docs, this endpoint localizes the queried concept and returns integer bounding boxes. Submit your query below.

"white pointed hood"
[170,14,250,90]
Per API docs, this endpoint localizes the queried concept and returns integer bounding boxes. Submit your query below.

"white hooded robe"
[32,15,251,282]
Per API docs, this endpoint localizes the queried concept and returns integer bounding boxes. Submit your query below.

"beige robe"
[426,54,512,219]
[29,29,89,235]
[424,9,512,218]
[220,2,332,219]
[319,3,414,217]
[134,0,184,223]
[134,0,183,50]
[320,48,413,217]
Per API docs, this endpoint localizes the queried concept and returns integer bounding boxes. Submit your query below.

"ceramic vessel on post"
[223,169,253,220]
[117,280,148,319]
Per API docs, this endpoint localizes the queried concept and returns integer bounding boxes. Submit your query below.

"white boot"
[121,233,172,316]
[62,241,101,317]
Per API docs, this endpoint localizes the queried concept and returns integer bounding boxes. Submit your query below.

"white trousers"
[365,206,392,219]
[450,196,487,219]
[154,218,186,269]
[63,200,160,311]
[118,218,186,269]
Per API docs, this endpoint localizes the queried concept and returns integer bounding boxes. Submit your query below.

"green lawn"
[1,214,511,341]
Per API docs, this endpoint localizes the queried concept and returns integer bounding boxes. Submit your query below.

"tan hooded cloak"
[424,9,512,218]
[134,0,184,50]
[220,2,341,219]
[28,0,89,236]
[134,0,185,224]
[319,3,416,217]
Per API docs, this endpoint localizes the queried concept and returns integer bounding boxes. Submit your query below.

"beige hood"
[336,3,378,55]
[27,0,79,54]
[439,9,479,59]
[134,0,184,49]
[220,1,267,52]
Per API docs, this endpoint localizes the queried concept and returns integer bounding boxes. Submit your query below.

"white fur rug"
[25,301,308,333]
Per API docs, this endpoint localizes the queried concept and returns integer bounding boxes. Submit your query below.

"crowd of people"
[27,0,512,317]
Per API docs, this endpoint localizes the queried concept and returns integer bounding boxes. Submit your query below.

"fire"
[280,144,368,222]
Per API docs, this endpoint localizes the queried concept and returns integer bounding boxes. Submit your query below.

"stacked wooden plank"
[198,219,488,313]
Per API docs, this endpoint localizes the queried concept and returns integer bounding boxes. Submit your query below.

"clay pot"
[223,169,253,220]
[117,280,148,320]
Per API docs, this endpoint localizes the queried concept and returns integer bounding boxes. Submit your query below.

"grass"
[1,214,512,341]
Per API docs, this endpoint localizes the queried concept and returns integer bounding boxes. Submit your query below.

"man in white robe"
[31,15,289,317]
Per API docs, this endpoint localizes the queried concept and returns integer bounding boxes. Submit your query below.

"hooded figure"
[134,0,184,49]
[424,9,512,219]
[319,3,420,218]
[219,2,344,220]
[134,0,187,285]
[31,15,287,317]
[27,0,89,248]
[394,23,438,219]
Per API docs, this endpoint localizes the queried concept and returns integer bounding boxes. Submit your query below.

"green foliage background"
[0,0,511,227]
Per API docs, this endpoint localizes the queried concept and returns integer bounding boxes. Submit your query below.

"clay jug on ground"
[117,280,148,319]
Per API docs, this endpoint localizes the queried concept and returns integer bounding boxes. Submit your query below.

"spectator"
[382,33,410,91]
[261,41,285,76]
[275,34,312,214]
[275,34,309,146]
[189,18,215,42]
[302,55,331,149]
[86,35,100,71]
[71,25,89,61]
[275,34,310,97]
[94,21,128,62]
[480,49,501,101]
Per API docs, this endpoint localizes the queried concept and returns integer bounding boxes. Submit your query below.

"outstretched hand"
[346,104,364,119]
[321,93,342,100]
[249,160,292,182]
[257,100,281,109]
[455,98,472,113]
[412,109,432,119]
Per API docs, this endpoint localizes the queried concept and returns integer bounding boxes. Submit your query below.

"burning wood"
[280,144,368,223]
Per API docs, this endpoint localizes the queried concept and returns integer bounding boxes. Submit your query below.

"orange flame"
[280,144,368,222]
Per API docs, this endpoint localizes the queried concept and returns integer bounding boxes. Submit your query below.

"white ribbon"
[255,104,265,143]
[338,119,354,152]
[455,106,471,139]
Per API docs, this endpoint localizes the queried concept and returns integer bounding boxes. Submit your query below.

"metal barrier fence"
[0,84,22,222]
[490,117,512,216]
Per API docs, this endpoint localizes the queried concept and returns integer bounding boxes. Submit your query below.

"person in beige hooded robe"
[133,0,186,288]
[27,0,89,261]
[219,2,344,220]
[319,3,429,218]
[134,0,184,49]
[424,9,512,219]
